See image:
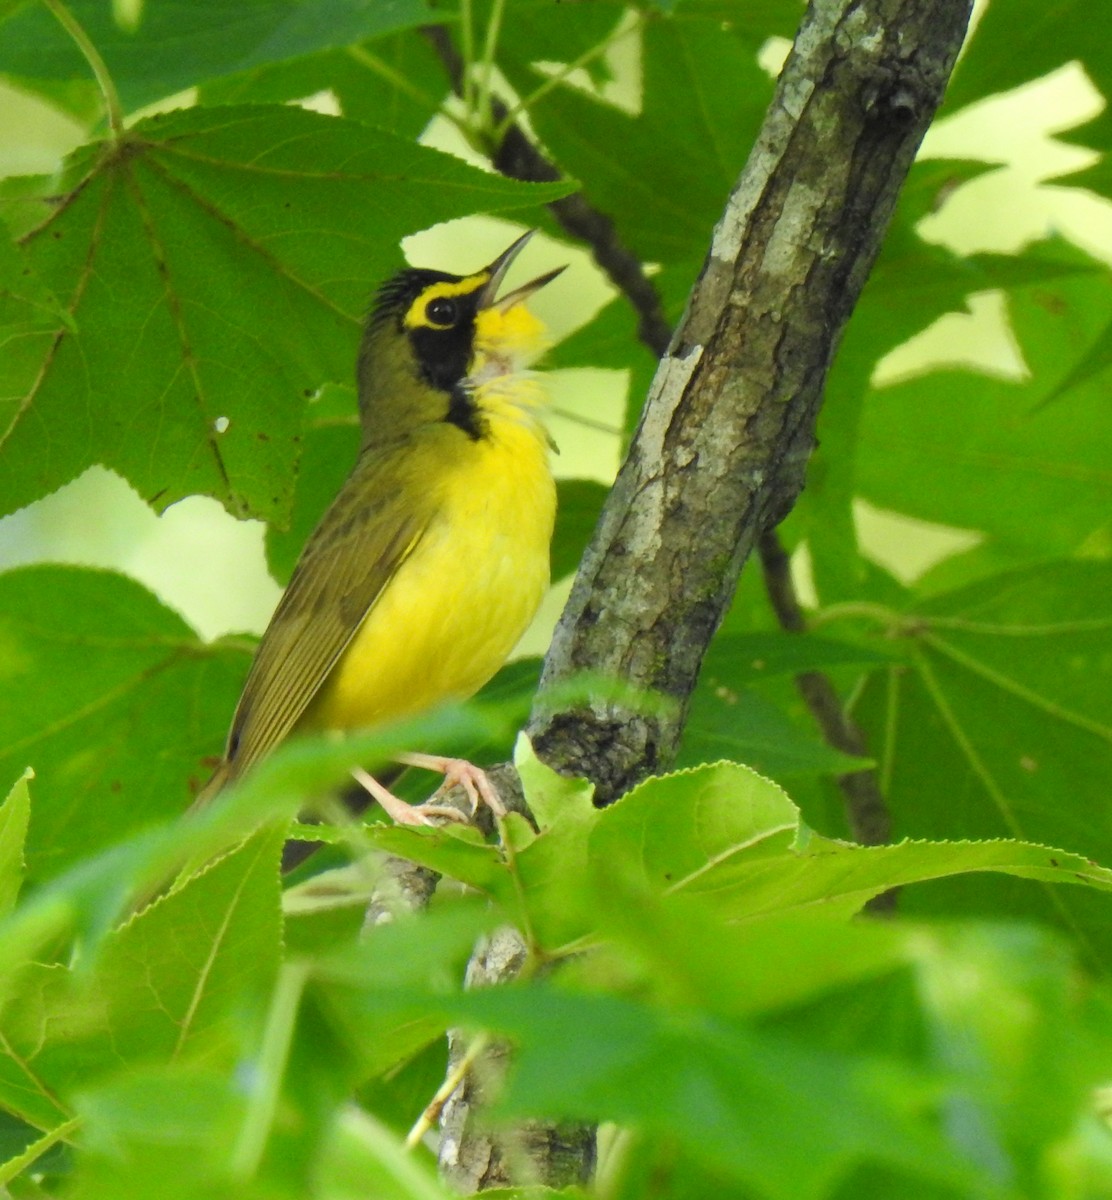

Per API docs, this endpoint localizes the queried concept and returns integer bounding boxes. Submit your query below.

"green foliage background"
[0,0,1111,1196]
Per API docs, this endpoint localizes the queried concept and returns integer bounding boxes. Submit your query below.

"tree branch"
[528,0,973,803]
[427,0,971,1186]
[757,529,893,854]
[426,16,897,851]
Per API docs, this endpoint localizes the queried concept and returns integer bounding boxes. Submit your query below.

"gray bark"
[528,0,974,801]
[443,0,973,1188]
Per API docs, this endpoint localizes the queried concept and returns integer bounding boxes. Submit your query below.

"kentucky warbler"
[201,230,563,823]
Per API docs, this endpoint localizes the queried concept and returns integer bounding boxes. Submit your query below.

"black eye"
[425,297,458,327]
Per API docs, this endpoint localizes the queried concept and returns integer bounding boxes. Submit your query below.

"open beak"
[477,230,566,312]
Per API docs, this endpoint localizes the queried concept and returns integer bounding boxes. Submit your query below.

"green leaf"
[943,0,1112,115]
[373,755,1112,957]
[68,1064,246,1200]
[0,0,30,26]
[0,0,441,113]
[485,0,629,90]
[91,827,283,1064]
[0,963,75,1130]
[0,232,68,442]
[678,684,869,778]
[1038,311,1112,405]
[0,1109,71,1186]
[552,479,607,583]
[0,565,250,882]
[2,104,572,523]
[502,14,773,265]
[515,733,595,831]
[797,164,1083,603]
[588,763,1112,924]
[679,624,889,779]
[855,240,1112,560]
[584,892,911,1023]
[590,762,798,888]
[311,900,500,1079]
[0,829,281,1142]
[362,823,509,907]
[316,1106,457,1200]
[505,736,603,948]
[1055,109,1112,204]
[201,32,449,141]
[455,986,971,1200]
[265,419,359,586]
[911,923,1112,1176]
[846,559,1112,956]
[0,229,68,328]
[702,631,896,685]
[0,772,30,917]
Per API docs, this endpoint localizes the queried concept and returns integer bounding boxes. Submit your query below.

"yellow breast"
[300,394,555,735]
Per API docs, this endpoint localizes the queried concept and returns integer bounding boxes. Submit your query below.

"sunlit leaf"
[943,0,1112,113]
[855,241,1112,560]
[1,104,572,523]
[0,772,30,918]
[501,14,773,265]
[0,0,441,113]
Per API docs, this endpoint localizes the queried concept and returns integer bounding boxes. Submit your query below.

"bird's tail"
[191,757,408,872]
[191,758,233,812]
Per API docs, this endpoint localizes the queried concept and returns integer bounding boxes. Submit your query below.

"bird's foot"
[350,766,467,827]
[351,755,505,827]
[397,752,507,819]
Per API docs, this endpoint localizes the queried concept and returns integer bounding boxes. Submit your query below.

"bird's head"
[357,230,564,441]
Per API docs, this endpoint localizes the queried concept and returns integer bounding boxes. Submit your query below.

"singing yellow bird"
[201,230,561,824]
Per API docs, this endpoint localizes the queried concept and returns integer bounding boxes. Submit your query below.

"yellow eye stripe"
[403,272,491,330]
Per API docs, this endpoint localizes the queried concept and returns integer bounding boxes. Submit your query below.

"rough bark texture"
[439,928,597,1192]
[439,0,972,1188]
[528,0,973,803]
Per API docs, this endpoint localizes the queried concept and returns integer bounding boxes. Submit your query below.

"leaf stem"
[459,0,475,120]
[811,600,907,632]
[879,664,902,797]
[346,45,443,114]
[922,613,1112,637]
[39,0,125,139]
[494,12,643,141]
[474,0,506,133]
[405,1032,490,1150]
[549,405,623,436]
[230,960,309,1179]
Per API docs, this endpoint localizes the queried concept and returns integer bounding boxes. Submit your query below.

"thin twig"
[407,1033,491,1150]
[757,530,894,855]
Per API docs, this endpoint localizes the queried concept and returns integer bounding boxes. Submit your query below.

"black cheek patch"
[446,383,483,440]
[410,323,473,393]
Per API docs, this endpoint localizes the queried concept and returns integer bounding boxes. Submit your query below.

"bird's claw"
[352,757,505,828]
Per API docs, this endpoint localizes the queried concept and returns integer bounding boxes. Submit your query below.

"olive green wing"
[221,448,434,782]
